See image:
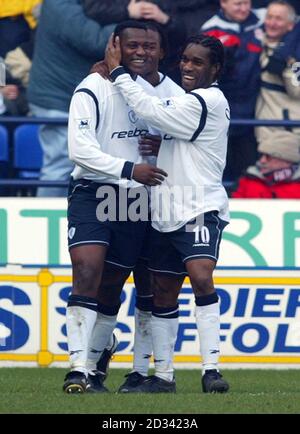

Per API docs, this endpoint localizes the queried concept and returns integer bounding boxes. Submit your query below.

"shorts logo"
[193,225,210,247]
[68,227,76,239]
[78,118,91,130]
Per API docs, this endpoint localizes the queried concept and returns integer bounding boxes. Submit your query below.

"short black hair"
[184,34,225,79]
[114,19,168,55]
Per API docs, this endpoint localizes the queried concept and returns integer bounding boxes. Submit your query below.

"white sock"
[86,312,117,372]
[132,307,152,376]
[151,306,179,382]
[106,332,115,350]
[195,301,220,375]
[66,305,97,376]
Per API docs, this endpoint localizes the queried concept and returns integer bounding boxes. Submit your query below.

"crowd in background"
[0,0,300,197]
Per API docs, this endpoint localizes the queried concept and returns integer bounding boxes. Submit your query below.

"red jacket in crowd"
[231,166,300,198]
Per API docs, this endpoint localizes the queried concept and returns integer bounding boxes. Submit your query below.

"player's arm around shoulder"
[115,73,203,141]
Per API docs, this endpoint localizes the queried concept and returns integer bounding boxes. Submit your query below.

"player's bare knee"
[72,260,101,295]
[152,281,177,307]
[151,273,182,307]
[192,275,214,297]
[97,266,130,306]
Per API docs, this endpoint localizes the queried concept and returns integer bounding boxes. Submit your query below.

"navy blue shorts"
[138,220,152,262]
[67,179,148,269]
[148,211,228,275]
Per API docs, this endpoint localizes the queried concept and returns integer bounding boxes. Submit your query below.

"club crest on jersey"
[162,99,175,109]
[78,118,91,130]
[128,110,138,124]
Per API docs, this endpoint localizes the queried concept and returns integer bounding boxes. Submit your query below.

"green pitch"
[0,368,300,414]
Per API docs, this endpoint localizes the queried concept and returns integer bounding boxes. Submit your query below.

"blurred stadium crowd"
[0,0,300,197]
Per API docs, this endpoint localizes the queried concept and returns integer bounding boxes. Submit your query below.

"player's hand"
[90,60,110,80]
[132,164,167,186]
[138,133,161,156]
[105,34,122,72]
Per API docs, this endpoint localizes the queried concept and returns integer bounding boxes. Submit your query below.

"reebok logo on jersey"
[111,128,174,140]
[111,127,148,139]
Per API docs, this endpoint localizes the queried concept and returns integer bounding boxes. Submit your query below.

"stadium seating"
[13,124,43,179]
[0,125,9,178]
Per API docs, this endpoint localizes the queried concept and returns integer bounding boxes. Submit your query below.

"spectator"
[202,0,266,181]
[0,81,28,116]
[82,0,186,83]
[232,130,300,198]
[252,0,300,14]
[1,77,29,116]
[272,20,300,66]
[0,0,41,57]
[3,22,37,116]
[0,0,42,28]
[256,1,300,144]
[5,29,35,89]
[27,0,114,197]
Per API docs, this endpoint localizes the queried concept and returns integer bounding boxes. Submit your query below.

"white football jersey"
[150,73,185,99]
[113,72,230,231]
[69,72,148,188]
[137,73,185,165]
[68,72,183,188]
